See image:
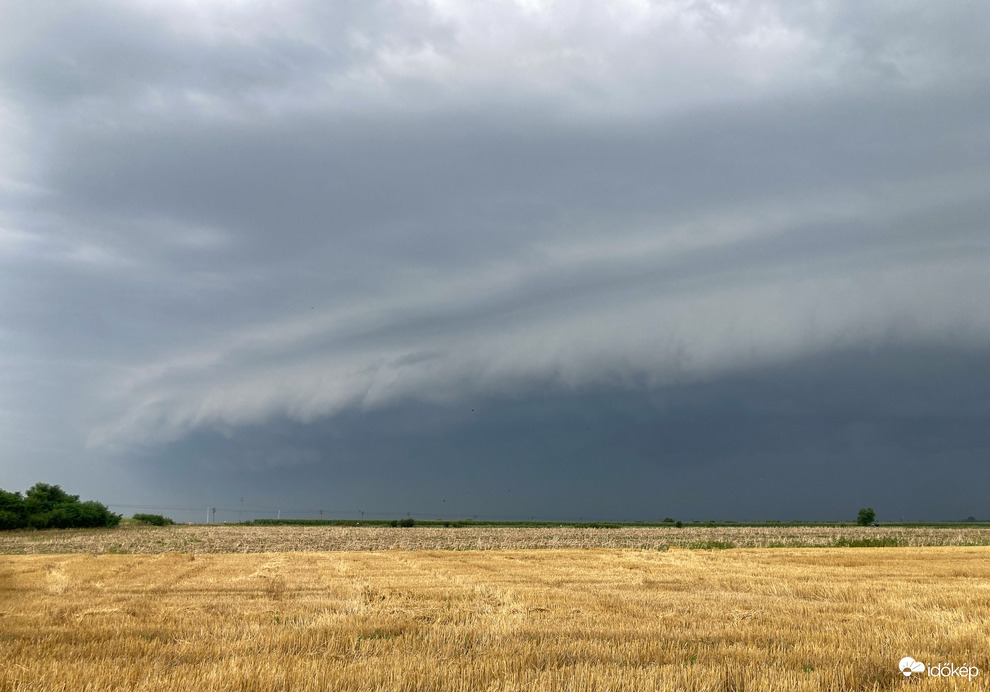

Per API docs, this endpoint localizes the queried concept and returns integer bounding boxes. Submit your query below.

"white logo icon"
[900,657,925,677]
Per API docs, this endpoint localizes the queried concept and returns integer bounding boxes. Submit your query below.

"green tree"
[0,483,122,530]
[0,489,27,530]
[24,483,78,516]
[856,507,876,526]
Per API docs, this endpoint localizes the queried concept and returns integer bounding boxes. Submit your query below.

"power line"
[108,504,212,511]
[107,503,593,523]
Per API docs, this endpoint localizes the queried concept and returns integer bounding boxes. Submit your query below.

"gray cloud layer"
[2,0,988,518]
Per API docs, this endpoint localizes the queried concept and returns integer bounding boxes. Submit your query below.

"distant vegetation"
[131,513,175,526]
[0,483,120,530]
[244,517,986,529]
[248,518,684,528]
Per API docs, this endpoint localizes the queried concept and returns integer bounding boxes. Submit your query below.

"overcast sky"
[2,0,989,522]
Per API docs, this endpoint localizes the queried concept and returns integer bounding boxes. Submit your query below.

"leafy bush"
[0,490,27,530]
[0,483,121,530]
[132,513,175,526]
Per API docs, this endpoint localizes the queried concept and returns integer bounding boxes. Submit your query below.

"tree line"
[0,483,121,530]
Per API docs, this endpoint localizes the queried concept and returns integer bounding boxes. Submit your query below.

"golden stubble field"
[2,547,988,691]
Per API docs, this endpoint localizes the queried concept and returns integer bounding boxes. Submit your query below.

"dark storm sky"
[1,0,989,521]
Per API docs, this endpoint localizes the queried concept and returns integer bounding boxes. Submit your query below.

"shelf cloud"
[2,0,989,519]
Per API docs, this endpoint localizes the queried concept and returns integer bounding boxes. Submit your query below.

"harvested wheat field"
[4,524,990,554]
[2,547,988,691]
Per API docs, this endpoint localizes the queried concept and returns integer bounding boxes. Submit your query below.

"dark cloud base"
[5,1,990,523]
[129,345,990,523]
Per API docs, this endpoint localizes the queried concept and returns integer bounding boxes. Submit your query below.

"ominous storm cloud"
[1,0,988,520]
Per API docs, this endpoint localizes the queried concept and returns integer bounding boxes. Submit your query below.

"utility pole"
[239,497,244,523]
[319,509,323,519]
[211,507,216,524]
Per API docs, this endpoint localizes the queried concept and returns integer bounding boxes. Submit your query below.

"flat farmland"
[2,547,988,691]
[4,524,990,554]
